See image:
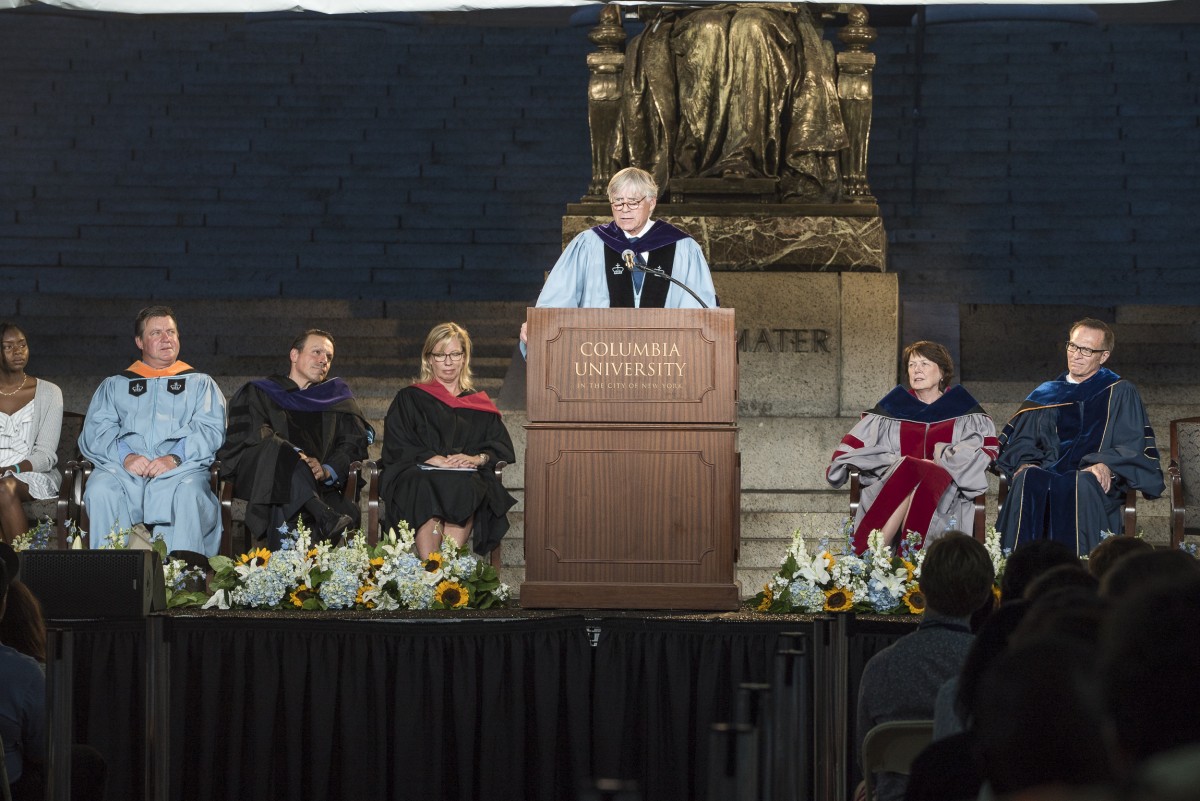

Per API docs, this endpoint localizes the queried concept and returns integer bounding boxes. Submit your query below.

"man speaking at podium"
[520,167,717,347]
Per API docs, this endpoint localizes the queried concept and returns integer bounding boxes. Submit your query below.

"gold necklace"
[0,373,27,397]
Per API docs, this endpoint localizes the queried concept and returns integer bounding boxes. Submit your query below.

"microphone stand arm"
[622,250,710,309]
[636,264,710,309]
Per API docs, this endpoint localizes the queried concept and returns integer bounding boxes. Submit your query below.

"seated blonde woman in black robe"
[379,323,516,559]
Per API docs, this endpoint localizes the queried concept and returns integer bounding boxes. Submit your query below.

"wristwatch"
[168,454,183,467]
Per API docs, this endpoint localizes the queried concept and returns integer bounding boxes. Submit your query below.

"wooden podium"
[521,308,740,610]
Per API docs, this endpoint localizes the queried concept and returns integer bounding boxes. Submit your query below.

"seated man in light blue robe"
[519,166,717,351]
[80,305,227,557]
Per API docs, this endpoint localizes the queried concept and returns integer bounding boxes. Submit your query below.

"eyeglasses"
[610,197,646,212]
[1,340,28,354]
[1066,342,1107,358]
[430,351,465,363]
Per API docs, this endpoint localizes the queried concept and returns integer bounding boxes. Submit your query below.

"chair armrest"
[1122,488,1138,538]
[216,466,236,557]
[360,460,380,546]
[848,468,862,520]
[1169,459,1184,549]
[972,494,987,543]
[343,460,363,501]
[58,459,95,546]
[56,458,94,549]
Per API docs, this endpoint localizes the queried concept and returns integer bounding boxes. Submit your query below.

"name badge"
[167,378,186,395]
[128,379,147,397]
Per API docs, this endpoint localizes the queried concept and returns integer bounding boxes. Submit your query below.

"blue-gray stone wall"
[0,9,1197,308]
[875,18,1200,305]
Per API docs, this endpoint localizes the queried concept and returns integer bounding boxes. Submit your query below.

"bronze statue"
[615,4,847,202]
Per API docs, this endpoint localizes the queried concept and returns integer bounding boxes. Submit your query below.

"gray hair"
[607,167,658,202]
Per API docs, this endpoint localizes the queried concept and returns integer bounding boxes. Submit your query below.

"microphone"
[621,249,637,273]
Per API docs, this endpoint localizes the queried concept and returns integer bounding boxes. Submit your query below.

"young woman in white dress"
[0,324,64,544]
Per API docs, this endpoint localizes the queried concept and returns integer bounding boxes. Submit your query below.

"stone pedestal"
[562,205,886,272]
[711,272,898,418]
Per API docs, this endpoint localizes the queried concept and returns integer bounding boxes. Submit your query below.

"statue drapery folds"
[614,4,849,203]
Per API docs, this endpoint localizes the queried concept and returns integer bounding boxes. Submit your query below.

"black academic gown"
[217,376,370,539]
[379,385,516,556]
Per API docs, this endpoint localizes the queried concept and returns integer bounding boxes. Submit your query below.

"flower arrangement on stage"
[14,517,510,612]
[201,520,511,612]
[12,516,87,551]
[754,522,1008,615]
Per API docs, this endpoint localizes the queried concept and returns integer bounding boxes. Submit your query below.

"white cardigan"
[23,378,64,476]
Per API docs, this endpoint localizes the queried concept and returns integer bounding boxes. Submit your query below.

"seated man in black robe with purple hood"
[218,329,372,548]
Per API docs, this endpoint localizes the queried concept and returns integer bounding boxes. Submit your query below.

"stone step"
[29,336,519,364]
[18,317,526,342]
[35,355,515,381]
[16,296,530,320]
[491,491,1177,600]
[967,380,1200,407]
[17,298,528,381]
[958,304,1200,383]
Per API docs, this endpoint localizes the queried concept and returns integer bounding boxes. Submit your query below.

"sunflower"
[824,587,853,612]
[423,552,444,574]
[434,580,469,609]
[756,585,775,612]
[903,588,927,614]
[369,556,385,568]
[306,547,320,560]
[355,584,376,609]
[902,559,917,581]
[289,583,314,608]
[238,547,271,567]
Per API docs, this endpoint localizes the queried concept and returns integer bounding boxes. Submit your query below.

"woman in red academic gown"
[827,341,998,554]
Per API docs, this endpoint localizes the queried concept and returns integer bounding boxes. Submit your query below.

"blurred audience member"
[856,533,995,801]
[0,580,44,663]
[0,546,106,801]
[974,639,1114,799]
[0,556,46,801]
[1000,538,1079,603]
[1022,563,1099,604]
[1010,587,1107,651]
[1085,535,1151,580]
[1102,574,1200,775]
[1098,549,1199,601]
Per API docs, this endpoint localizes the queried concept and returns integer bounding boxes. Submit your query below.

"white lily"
[798,552,832,585]
[202,589,231,610]
[870,566,907,597]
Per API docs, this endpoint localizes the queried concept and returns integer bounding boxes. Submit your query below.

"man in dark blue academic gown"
[995,318,1163,555]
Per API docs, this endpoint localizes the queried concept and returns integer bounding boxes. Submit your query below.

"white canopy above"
[0,0,1172,16]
